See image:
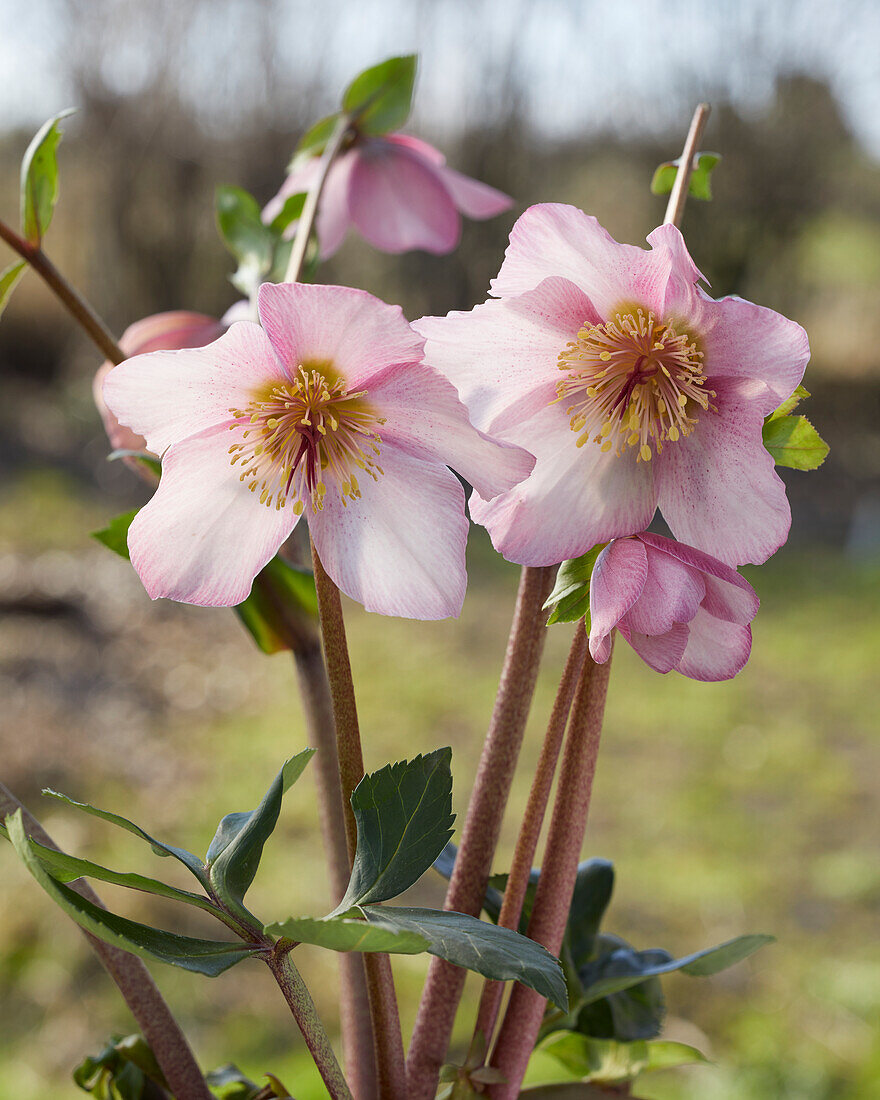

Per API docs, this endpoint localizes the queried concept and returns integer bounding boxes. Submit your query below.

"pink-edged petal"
[384,133,447,166]
[591,630,614,665]
[621,621,689,674]
[127,425,297,607]
[366,363,535,500]
[415,276,600,432]
[102,322,280,456]
[434,164,513,219]
[645,223,709,317]
[490,204,684,317]
[309,443,468,619]
[589,538,648,645]
[221,299,257,325]
[656,378,791,567]
[637,532,759,625]
[348,140,461,254]
[257,282,424,389]
[263,154,355,256]
[471,401,657,566]
[676,610,752,682]
[622,542,705,635]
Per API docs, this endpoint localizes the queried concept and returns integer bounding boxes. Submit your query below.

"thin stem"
[266,947,353,1100]
[284,115,354,284]
[663,103,711,229]
[310,539,407,1100]
[0,783,212,1100]
[405,565,556,1100]
[488,644,614,1099]
[0,218,124,364]
[470,626,589,1054]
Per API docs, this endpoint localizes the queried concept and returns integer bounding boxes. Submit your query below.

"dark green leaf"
[207,751,314,920]
[575,960,666,1042]
[264,913,428,954]
[267,192,307,235]
[765,384,810,422]
[6,811,257,976]
[293,113,342,162]
[333,748,455,912]
[206,1064,261,1100]
[215,185,275,296]
[434,841,506,921]
[342,55,417,135]
[762,414,829,470]
[363,906,568,1008]
[20,109,76,243]
[234,556,318,656]
[91,510,138,560]
[650,152,721,201]
[486,867,539,934]
[566,859,615,971]
[0,260,27,319]
[544,545,605,627]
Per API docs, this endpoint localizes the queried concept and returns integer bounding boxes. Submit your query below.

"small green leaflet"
[650,152,721,201]
[91,509,138,559]
[21,108,76,243]
[267,191,307,236]
[762,415,829,470]
[342,55,417,136]
[0,261,27,320]
[293,113,343,163]
[537,1032,710,1086]
[765,383,810,422]
[215,185,275,296]
[543,545,605,627]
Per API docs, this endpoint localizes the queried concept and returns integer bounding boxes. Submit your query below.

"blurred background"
[0,0,878,1097]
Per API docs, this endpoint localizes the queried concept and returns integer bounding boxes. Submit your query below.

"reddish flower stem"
[488,644,613,1098]
[405,565,555,1100]
[663,103,711,229]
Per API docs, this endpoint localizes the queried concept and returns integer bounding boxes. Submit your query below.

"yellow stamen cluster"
[556,308,715,462]
[227,364,384,512]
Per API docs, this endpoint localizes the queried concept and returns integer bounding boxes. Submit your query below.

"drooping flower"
[415,204,810,569]
[589,532,759,681]
[102,283,534,619]
[263,133,512,258]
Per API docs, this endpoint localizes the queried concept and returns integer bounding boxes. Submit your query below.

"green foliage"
[537,1032,710,1086]
[215,184,276,297]
[0,260,26,319]
[544,545,605,627]
[20,109,76,243]
[650,152,721,201]
[234,556,318,656]
[342,54,417,135]
[293,113,343,162]
[91,509,138,559]
[205,1065,261,1100]
[762,414,829,470]
[265,913,429,954]
[74,1034,170,1100]
[266,192,307,236]
[766,383,811,421]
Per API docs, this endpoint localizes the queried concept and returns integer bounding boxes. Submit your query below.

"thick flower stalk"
[589,532,759,681]
[102,282,533,618]
[415,204,811,568]
[264,133,512,257]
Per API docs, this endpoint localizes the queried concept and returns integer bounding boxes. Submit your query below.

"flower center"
[556,308,714,462]
[227,365,384,513]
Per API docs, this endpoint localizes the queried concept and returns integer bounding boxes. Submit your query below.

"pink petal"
[308,443,468,619]
[263,158,320,226]
[384,133,447,166]
[470,401,657,567]
[263,153,356,257]
[257,282,425,390]
[644,223,708,316]
[622,621,689,674]
[128,425,297,606]
[102,322,280,457]
[656,377,791,567]
[676,610,752,681]
[221,299,257,325]
[348,139,461,254]
[366,363,535,500]
[434,164,513,219]
[622,542,705,635]
[589,539,648,660]
[414,276,599,432]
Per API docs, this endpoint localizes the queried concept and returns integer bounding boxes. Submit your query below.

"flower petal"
[434,164,513,219]
[656,378,791,567]
[263,154,355,256]
[102,321,279,456]
[676,611,752,681]
[127,425,297,606]
[622,540,705,635]
[622,621,689,674]
[308,443,468,619]
[589,538,648,659]
[257,282,424,390]
[348,139,461,254]
[367,363,535,500]
[384,133,447,166]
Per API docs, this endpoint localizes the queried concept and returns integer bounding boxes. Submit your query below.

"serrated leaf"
[207,751,315,920]
[544,545,604,627]
[765,384,810,422]
[91,509,138,560]
[0,260,27,319]
[333,748,455,913]
[42,789,209,888]
[650,151,721,201]
[342,55,417,135]
[267,192,307,235]
[234,556,318,656]
[293,112,342,162]
[265,913,429,954]
[6,811,257,976]
[215,185,275,296]
[762,414,829,470]
[20,109,75,243]
[363,906,568,1008]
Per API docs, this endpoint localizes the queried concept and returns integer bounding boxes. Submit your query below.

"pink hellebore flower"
[415,204,811,569]
[263,133,512,258]
[102,283,534,619]
[589,532,759,682]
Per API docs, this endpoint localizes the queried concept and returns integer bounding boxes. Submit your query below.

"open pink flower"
[589,532,759,681]
[102,283,534,619]
[264,133,512,258]
[415,204,810,569]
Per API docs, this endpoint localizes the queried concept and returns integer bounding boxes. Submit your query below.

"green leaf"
[363,906,568,1008]
[342,55,417,135]
[215,185,275,296]
[566,860,615,971]
[267,191,307,235]
[538,1032,649,1084]
[544,545,605,627]
[333,748,455,913]
[42,789,209,888]
[573,934,666,1042]
[264,913,429,954]
[207,751,315,920]
[650,152,721,201]
[642,1039,711,1071]
[765,384,810,422]
[234,556,318,656]
[433,841,507,923]
[91,510,138,560]
[20,109,76,243]
[518,1086,612,1098]
[762,414,829,470]
[6,811,257,976]
[293,112,343,162]
[0,260,27,319]
[107,450,162,479]
[206,1064,262,1100]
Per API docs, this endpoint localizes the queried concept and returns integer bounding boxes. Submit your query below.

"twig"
[663,103,711,229]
